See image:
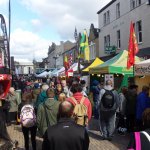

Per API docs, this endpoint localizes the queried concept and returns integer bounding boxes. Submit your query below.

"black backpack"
[101,89,115,109]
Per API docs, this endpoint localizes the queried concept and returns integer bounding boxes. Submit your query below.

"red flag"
[127,22,139,69]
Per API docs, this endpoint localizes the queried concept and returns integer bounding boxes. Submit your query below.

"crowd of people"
[0,75,150,150]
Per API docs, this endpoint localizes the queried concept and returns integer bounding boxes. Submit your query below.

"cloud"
[0,0,8,6]
[10,28,51,62]
[20,0,111,40]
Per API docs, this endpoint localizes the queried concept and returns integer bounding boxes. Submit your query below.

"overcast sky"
[0,0,111,62]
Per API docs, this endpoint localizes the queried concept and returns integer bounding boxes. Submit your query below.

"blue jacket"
[91,85,100,102]
[136,92,150,120]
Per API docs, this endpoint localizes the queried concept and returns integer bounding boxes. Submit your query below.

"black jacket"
[42,118,89,150]
[127,129,150,150]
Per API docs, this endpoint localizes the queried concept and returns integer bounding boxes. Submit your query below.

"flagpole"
[8,0,11,73]
[74,27,81,75]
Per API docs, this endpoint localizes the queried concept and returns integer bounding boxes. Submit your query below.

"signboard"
[105,46,116,54]
[104,74,114,88]
[135,64,150,76]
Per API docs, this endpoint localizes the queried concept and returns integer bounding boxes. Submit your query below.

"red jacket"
[67,92,92,121]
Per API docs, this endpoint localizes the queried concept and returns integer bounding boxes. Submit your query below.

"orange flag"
[127,22,139,69]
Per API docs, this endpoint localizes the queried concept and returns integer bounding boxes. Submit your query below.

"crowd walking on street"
[0,75,150,150]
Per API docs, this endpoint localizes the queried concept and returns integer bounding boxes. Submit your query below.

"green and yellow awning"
[82,57,104,72]
[89,50,141,76]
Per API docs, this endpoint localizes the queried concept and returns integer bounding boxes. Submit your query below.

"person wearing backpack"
[127,108,150,150]
[67,82,92,126]
[98,79,119,141]
[18,93,37,150]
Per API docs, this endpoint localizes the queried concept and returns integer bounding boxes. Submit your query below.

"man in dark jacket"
[91,80,100,119]
[42,101,89,150]
[126,85,138,132]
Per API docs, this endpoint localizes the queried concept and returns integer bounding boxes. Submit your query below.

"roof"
[89,50,141,76]
[82,57,104,72]
[97,0,116,14]
[137,47,150,58]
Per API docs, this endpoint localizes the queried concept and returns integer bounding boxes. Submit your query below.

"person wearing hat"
[37,88,60,137]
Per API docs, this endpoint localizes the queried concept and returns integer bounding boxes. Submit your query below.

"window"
[106,11,110,24]
[136,20,142,43]
[136,0,141,6]
[104,35,110,50]
[89,41,96,60]
[130,0,136,10]
[117,30,121,49]
[103,13,107,25]
[103,10,110,25]
[116,3,120,19]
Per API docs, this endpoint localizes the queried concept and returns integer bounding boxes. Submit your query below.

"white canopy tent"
[36,71,49,78]
[58,63,84,76]
[52,67,65,77]
[69,63,84,72]
[134,59,150,76]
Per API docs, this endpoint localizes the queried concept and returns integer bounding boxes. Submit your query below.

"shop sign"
[105,46,117,54]
[135,65,150,76]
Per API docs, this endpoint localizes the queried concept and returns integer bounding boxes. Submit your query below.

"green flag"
[79,30,90,61]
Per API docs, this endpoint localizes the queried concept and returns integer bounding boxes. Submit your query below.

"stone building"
[97,0,150,59]
[47,41,75,68]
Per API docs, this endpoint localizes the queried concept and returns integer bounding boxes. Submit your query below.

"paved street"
[7,118,129,150]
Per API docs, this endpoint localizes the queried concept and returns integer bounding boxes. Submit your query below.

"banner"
[135,64,150,76]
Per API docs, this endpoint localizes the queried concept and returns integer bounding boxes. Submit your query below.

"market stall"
[53,67,65,77]
[59,63,84,77]
[134,59,150,93]
[89,50,141,76]
[82,57,104,72]
[89,50,141,89]
[36,70,51,78]
[134,59,150,76]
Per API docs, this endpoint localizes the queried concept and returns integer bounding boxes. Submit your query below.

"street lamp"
[53,55,59,68]
[74,27,81,74]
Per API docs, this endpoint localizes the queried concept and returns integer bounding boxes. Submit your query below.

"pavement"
[6,118,129,150]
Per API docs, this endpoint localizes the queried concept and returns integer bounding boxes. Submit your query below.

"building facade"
[97,0,150,59]
[88,24,100,60]
[47,42,56,68]
[47,41,75,69]
[15,62,34,75]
